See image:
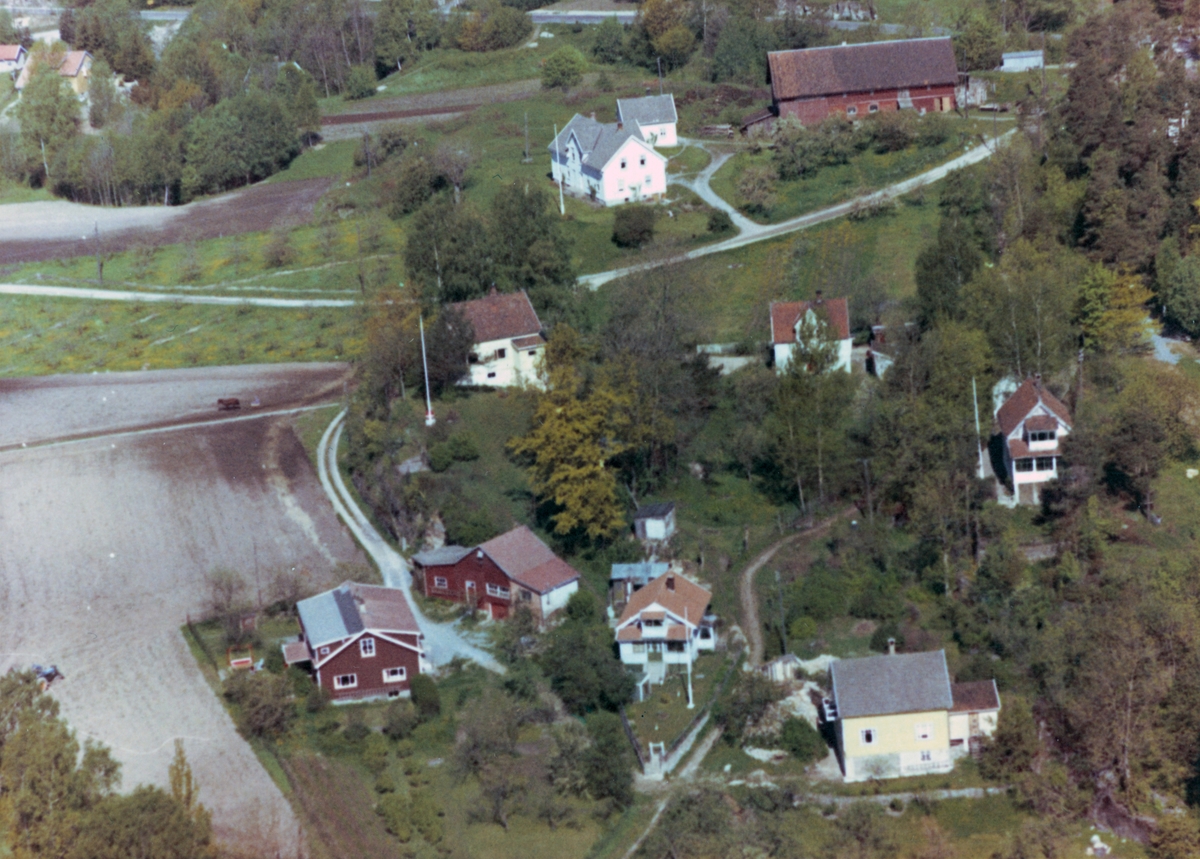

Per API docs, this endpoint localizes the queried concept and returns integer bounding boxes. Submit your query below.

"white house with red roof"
[0,45,27,76]
[284,582,429,703]
[769,294,853,374]
[450,288,545,388]
[15,49,92,95]
[549,112,668,206]
[995,376,1072,506]
[615,571,715,688]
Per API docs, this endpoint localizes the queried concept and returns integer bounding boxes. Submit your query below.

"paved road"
[580,131,1014,289]
[0,5,188,18]
[316,409,505,672]
[0,283,357,307]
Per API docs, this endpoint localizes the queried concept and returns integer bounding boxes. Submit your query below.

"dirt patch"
[851,620,877,636]
[281,753,404,859]
[321,78,540,118]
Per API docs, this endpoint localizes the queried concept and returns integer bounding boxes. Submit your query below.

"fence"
[618,706,647,773]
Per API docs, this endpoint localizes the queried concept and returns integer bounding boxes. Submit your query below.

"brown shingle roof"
[0,45,25,62]
[996,377,1072,437]
[282,640,311,665]
[450,289,542,345]
[1007,438,1060,460]
[480,525,579,594]
[666,625,689,641]
[768,37,958,102]
[617,626,641,641]
[618,572,710,628]
[351,583,421,635]
[951,680,1000,713]
[59,50,90,77]
[770,297,851,344]
[1025,415,1058,432]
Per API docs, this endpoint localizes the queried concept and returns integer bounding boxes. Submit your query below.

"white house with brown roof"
[450,288,545,388]
[549,112,668,206]
[995,376,1072,506]
[616,93,678,147]
[769,294,853,374]
[615,572,714,685]
[0,45,27,76]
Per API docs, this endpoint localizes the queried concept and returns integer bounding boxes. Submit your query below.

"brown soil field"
[0,364,365,854]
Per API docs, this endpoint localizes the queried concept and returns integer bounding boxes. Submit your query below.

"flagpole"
[421,315,435,427]
[554,122,565,215]
[973,377,984,479]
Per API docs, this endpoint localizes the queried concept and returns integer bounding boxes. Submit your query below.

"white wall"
[541,579,578,616]
[463,338,543,388]
[639,122,677,147]
[599,139,667,206]
[775,338,853,374]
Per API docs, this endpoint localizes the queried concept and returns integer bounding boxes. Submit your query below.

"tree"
[452,689,520,778]
[827,802,898,859]
[432,141,472,205]
[584,712,634,807]
[344,64,377,99]
[375,0,441,74]
[915,220,983,328]
[488,182,575,317]
[274,64,321,141]
[952,9,1002,72]
[715,672,784,743]
[539,616,635,713]
[711,16,775,82]
[979,695,1039,780]
[181,92,299,199]
[779,716,826,764]
[67,786,213,859]
[737,164,777,216]
[612,205,655,247]
[87,59,118,129]
[17,60,80,180]
[542,46,587,90]
[423,304,474,395]
[223,671,294,738]
[509,326,633,539]
[1075,264,1153,354]
[403,197,495,303]
[592,16,624,63]
[410,673,441,720]
[652,24,695,70]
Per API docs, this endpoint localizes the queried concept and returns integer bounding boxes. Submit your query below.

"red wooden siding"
[414,552,512,619]
[775,85,955,125]
[317,632,422,701]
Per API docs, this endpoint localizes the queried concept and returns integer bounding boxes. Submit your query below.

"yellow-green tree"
[509,327,631,539]
[1076,264,1154,354]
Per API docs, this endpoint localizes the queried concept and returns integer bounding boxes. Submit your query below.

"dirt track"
[0,364,364,854]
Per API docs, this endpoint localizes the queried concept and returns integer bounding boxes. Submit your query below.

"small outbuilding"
[0,45,27,76]
[999,50,1044,72]
[610,560,670,608]
[633,502,676,542]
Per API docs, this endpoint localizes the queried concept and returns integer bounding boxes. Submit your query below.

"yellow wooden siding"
[841,710,950,756]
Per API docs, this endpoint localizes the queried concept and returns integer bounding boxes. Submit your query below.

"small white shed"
[633,502,676,542]
[1000,50,1043,72]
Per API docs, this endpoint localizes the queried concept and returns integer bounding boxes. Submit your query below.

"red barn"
[767,37,958,126]
[412,525,580,624]
[284,582,427,703]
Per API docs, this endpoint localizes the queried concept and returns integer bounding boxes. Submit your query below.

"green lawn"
[623,653,729,753]
[267,140,359,183]
[664,143,712,176]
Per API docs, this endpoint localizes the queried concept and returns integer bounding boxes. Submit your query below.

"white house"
[616,572,715,689]
[633,502,676,542]
[999,50,1043,72]
[549,113,668,207]
[0,45,27,76]
[450,288,545,388]
[616,93,678,147]
[995,376,1072,506]
[769,294,853,374]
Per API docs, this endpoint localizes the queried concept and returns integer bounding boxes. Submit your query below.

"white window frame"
[860,728,876,746]
[360,637,375,658]
[847,105,858,116]
[319,646,330,656]
[915,722,932,741]
[433,576,448,589]
[920,750,932,762]
[486,583,511,599]
[383,666,407,683]
[334,674,358,690]
[868,103,879,113]
[632,642,646,653]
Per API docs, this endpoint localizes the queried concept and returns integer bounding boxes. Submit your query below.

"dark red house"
[284,582,427,703]
[412,526,580,624]
[766,37,958,126]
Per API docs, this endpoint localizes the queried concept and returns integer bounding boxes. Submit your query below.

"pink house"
[549,113,668,207]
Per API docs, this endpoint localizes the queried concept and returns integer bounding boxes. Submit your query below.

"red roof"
[768,38,958,102]
[0,45,25,62]
[450,289,542,345]
[996,377,1072,437]
[1007,438,1060,460]
[951,680,1000,713]
[769,297,851,344]
[1025,414,1058,432]
[58,51,90,77]
[480,525,579,594]
[617,572,711,628]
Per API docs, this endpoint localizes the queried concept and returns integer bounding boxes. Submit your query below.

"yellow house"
[828,649,999,782]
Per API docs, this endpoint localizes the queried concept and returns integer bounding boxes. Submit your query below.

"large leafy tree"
[488,182,575,319]
[374,0,441,74]
[403,196,495,304]
[17,61,79,180]
[180,91,299,199]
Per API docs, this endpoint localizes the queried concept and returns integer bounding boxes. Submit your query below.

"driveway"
[0,364,361,853]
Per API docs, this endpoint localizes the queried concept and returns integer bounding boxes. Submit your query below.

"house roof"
[1002,50,1043,60]
[1006,438,1060,460]
[480,525,579,594]
[512,334,545,350]
[769,297,851,344]
[666,625,689,641]
[617,93,678,127]
[297,582,420,647]
[411,545,473,567]
[634,502,675,520]
[951,680,1000,713]
[830,650,953,719]
[611,561,670,584]
[0,45,25,62]
[617,626,641,641]
[282,639,311,665]
[449,289,541,345]
[59,50,90,77]
[617,572,711,628]
[1025,415,1058,432]
[548,113,661,172]
[996,377,1072,437]
[767,37,958,102]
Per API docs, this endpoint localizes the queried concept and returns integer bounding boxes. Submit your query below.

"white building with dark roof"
[616,93,678,147]
[450,288,545,388]
[994,376,1072,506]
[549,112,668,206]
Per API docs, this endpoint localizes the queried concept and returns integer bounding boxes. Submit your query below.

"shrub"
[788,615,818,643]
[592,16,624,63]
[410,674,441,720]
[409,790,443,843]
[305,683,331,713]
[262,228,296,268]
[344,65,377,100]
[707,209,734,234]
[383,700,419,740]
[612,205,655,247]
[869,111,917,153]
[542,46,587,90]
[780,717,826,764]
[363,733,391,774]
[376,793,413,841]
[917,112,954,148]
[375,772,397,794]
[344,708,370,742]
[225,672,295,738]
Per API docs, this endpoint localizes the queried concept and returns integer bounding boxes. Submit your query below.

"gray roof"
[297,586,356,648]
[548,114,654,174]
[831,650,953,718]
[617,93,677,127]
[297,582,420,648]
[634,502,675,520]
[412,545,472,567]
[611,561,670,584]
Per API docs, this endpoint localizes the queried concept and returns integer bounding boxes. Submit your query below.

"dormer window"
[1028,430,1056,442]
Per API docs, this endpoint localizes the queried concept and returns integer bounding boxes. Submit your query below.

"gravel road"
[0,364,364,854]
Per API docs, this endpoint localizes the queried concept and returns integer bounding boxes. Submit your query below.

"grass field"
[623,653,729,752]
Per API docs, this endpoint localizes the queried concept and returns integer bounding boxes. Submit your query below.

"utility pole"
[972,377,985,480]
[775,569,787,655]
[656,57,664,95]
[522,112,532,163]
[94,221,102,285]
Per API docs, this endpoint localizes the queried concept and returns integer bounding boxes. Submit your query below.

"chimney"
[887,638,896,655]
[814,289,824,305]
[476,549,484,559]
[666,576,675,592]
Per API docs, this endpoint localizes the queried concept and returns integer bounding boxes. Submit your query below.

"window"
[868,103,879,113]
[1029,430,1056,442]
[487,372,496,379]
[847,106,858,116]
[486,583,511,599]
[383,666,407,683]
[632,643,646,653]
[898,89,910,98]
[360,638,375,658]
[920,750,932,762]
[860,729,875,745]
[915,722,932,741]
[667,641,686,652]
[639,156,646,166]
[496,348,507,359]
[433,576,448,589]
[468,352,479,364]
[519,590,532,602]
[644,175,651,186]
[334,674,357,690]
[643,618,663,627]
[620,159,627,169]
[1015,459,1034,473]
[1035,456,1055,472]
[319,646,330,656]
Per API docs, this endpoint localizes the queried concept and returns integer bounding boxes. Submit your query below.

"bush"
[363,733,391,773]
[593,17,624,63]
[383,700,419,740]
[344,708,370,742]
[429,433,480,471]
[869,111,917,153]
[788,615,818,643]
[345,65,378,100]
[410,674,441,720]
[377,793,413,841]
[305,683,331,713]
[780,717,826,764]
[262,227,296,268]
[375,772,397,794]
[225,672,294,738]
[442,498,499,546]
[916,112,954,148]
[612,205,655,247]
[707,209,734,233]
[542,46,587,89]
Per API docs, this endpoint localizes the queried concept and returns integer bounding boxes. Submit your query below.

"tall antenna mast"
[421,315,435,427]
